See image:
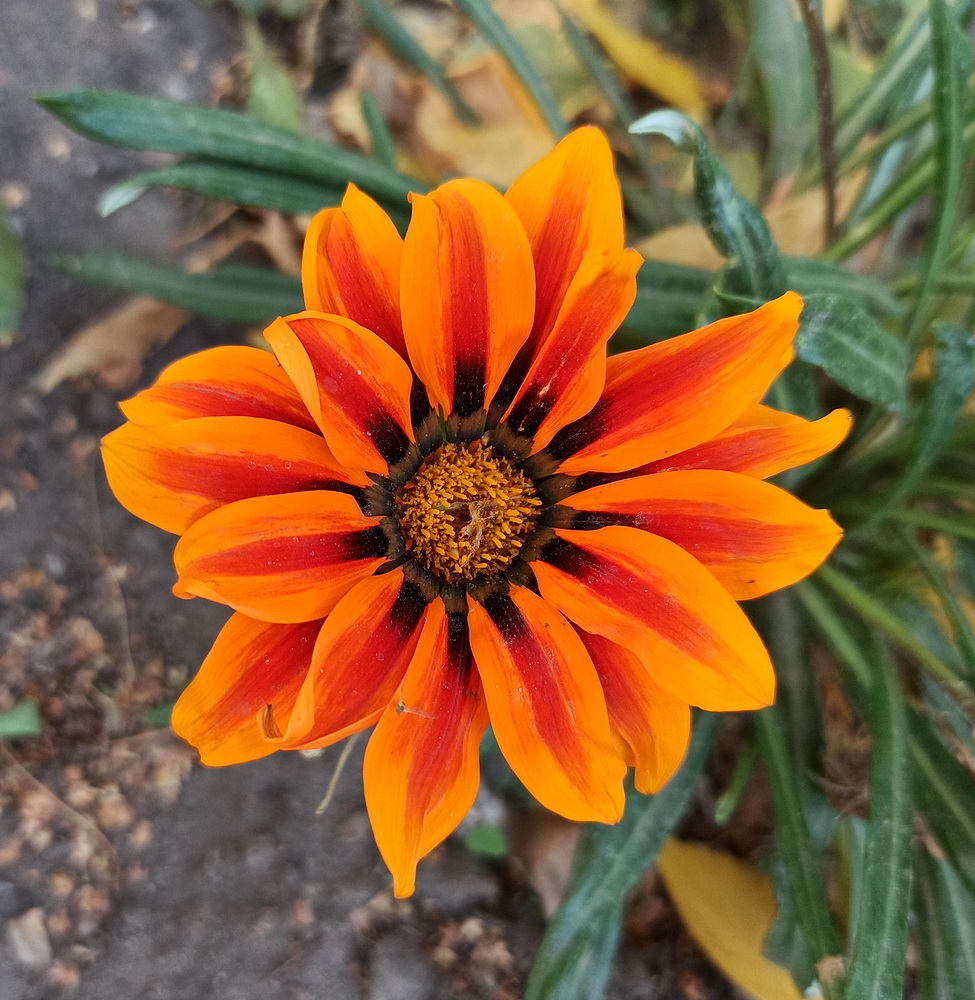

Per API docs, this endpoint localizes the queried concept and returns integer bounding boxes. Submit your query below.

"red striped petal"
[101,416,368,535]
[568,470,842,600]
[401,179,535,417]
[172,614,321,766]
[532,526,775,711]
[363,602,489,897]
[505,127,624,351]
[301,186,407,357]
[638,404,853,479]
[120,346,316,430]
[503,247,641,450]
[541,293,801,475]
[265,312,415,476]
[173,491,390,622]
[264,569,430,749]
[578,629,691,794]
[467,585,625,823]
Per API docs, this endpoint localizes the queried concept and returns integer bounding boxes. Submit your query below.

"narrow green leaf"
[915,848,975,1000]
[631,110,786,302]
[242,18,304,133]
[453,0,567,139]
[892,507,975,543]
[613,261,711,346]
[36,89,425,205]
[754,708,843,988]
[0,205,26,345]
[360,91,396,171]
[886,323,975,508]
[795,293,908,411]
[904,0,970,347]
[844,643,912,1000]
[781,257,903,319]
[54,253,302,324]
[99,161,345,217]
[0,700,41,740]
[524,714,717,1000]
[908,705,975,899]
[356,0,478,126]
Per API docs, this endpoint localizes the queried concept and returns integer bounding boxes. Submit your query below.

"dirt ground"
[0,2,741,997]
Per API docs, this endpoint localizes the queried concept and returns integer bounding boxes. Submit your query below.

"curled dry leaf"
[34,298,190,394]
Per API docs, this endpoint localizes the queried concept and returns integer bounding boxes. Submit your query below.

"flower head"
[102,128,850,896]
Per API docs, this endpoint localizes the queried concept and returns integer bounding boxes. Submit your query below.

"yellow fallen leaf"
[657,838,807,1000]
[560,0,708,118]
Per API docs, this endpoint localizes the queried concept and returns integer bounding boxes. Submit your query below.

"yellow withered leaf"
[657,838,807,1000]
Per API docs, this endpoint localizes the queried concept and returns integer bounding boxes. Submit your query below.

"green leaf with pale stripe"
[915,847,975,1000]
[0,205,26,345]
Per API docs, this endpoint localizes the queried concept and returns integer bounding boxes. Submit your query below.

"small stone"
[7,908,53,968]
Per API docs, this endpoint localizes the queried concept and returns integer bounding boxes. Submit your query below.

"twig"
[315,731,363,816]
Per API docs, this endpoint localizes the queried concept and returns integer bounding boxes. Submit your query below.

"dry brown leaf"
[34,298,190,394]
[508,811,581,916]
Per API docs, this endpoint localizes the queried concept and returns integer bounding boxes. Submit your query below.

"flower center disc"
[397,441,542,583]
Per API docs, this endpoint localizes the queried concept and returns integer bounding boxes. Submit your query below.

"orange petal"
[173,491,389,622]
[265,312,415,476]
[531,526,775,711]
[101,416,368,535]
[301,186,407,357]
[467,586,625,823]
[504,247,642,451]
[543,292,802,475]
[363,602,489,897]
[639,404,853,480]
[119,345,316,431]
[568,470,843,600]
[266,569,430,749]
[401,179,534,417]
[578,629,691,794]
[505,127,624,351]
[172,613,321,766]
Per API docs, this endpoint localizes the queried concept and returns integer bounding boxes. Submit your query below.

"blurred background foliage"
[8,0,975,995]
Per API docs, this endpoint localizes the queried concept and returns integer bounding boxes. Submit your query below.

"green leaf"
[904,0,971,347]
[524,714,717,1000]
[0,700,41,740]
[794,293,908,411]
[0,205,26,345]
[754,708,843,990]
[915,848,975,1000]
[356,0,478,126]
[631,110,786,302]
[36,89,425,206]
[55,253,302,324]
[612,261,711,347]
[844,642,912,1000]
[781,257,903,319]
[453,0,567,139]
[143,702,174,728]
[908,704,975,900]
[886,323,975,508]
[464,824,508,858]
[99,161,345,217]
[242,18,304,134]
[360,91,396,171]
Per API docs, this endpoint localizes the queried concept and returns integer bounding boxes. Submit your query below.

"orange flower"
[102,128,850,896]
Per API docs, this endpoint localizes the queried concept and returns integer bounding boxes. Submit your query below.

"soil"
[0,2,742,997]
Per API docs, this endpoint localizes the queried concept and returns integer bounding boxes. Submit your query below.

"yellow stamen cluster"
[397,441,542,583]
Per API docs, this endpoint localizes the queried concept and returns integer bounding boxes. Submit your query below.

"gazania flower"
[102,128,849,896]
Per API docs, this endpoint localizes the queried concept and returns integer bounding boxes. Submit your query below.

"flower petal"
[503,247,642,451]
[577,629,691,794]
[532,526,775,711]
[119,345,316,431]
[265,569,430,749]
[363,602,489,897]
[638,404,853,479]
[467,585,625,823]
[301,186,407,357]
[265,312,415,476]
[505,127,624,351]
[401,179,535,417]
[172,613,321,766]
[101,416,368,535]
[539,293,801,475]
[173,491,390,622]
[568,470,843,600]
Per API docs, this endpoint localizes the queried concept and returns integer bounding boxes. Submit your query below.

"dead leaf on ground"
[507,811,581,917]
[657,838,808,1000]
[34,298,190,394]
